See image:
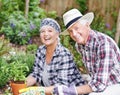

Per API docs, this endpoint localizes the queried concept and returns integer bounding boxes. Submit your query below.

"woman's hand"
[26,75,36,86]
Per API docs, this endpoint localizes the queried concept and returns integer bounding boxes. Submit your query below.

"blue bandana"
[40,18,61,33]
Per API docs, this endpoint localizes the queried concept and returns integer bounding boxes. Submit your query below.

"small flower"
[105,23,110,28]
[40,0,45,3]
[30,23,36,30]
[28,38,32,44]
[10,22,16,28]
[9,51,16,55]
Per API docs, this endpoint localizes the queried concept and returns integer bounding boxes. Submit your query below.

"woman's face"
[40,26,59,46]
[68,21,90,45]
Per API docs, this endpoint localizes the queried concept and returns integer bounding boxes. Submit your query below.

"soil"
[11,81,25,84]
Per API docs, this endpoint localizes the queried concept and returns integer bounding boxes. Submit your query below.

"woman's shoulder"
[38,45,45,49]
[36,45,46,53]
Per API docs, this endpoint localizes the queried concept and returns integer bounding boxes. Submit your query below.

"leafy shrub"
[0,36,11,88]
[26,44,38,53]
[91,14,105,32]
[0,0,58,45]
[0,58,9,88]
[0,9,45,45]
[76,0,87,13]
[0,0,46,45]
[0,36,10,56]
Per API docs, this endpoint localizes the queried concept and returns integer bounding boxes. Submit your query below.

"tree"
[115,9,120,44]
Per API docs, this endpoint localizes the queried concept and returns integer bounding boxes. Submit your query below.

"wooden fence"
[40,0,120,28]
[88,0,120,29]
[40,0,120,16]
[40,0,79,16]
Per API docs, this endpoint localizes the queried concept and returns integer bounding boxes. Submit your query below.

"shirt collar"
[85,30,95,47]
[40,42,61,58]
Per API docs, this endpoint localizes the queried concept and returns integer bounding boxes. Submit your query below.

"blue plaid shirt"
[30,42,85,86]
[76,30,120,92]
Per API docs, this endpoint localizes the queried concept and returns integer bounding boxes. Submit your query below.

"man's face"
[68,21,90,45]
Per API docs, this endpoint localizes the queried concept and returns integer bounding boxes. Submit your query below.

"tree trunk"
[25,0,30,19]
[115,9,120,44]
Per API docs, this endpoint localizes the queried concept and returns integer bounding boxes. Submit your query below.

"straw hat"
[61,8,94,35]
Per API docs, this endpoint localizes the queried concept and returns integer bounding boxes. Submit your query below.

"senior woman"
[24,18,85,94]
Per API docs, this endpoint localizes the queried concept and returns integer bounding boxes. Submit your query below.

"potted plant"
[7,51,35,95]
[8,60,29,95]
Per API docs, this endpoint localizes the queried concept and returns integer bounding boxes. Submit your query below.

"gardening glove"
[19,86,45,95]
[53,85,77,95]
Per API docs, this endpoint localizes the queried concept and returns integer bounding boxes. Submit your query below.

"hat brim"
[60,12,94,35]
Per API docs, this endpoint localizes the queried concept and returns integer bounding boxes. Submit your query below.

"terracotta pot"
[10,81,27,95]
